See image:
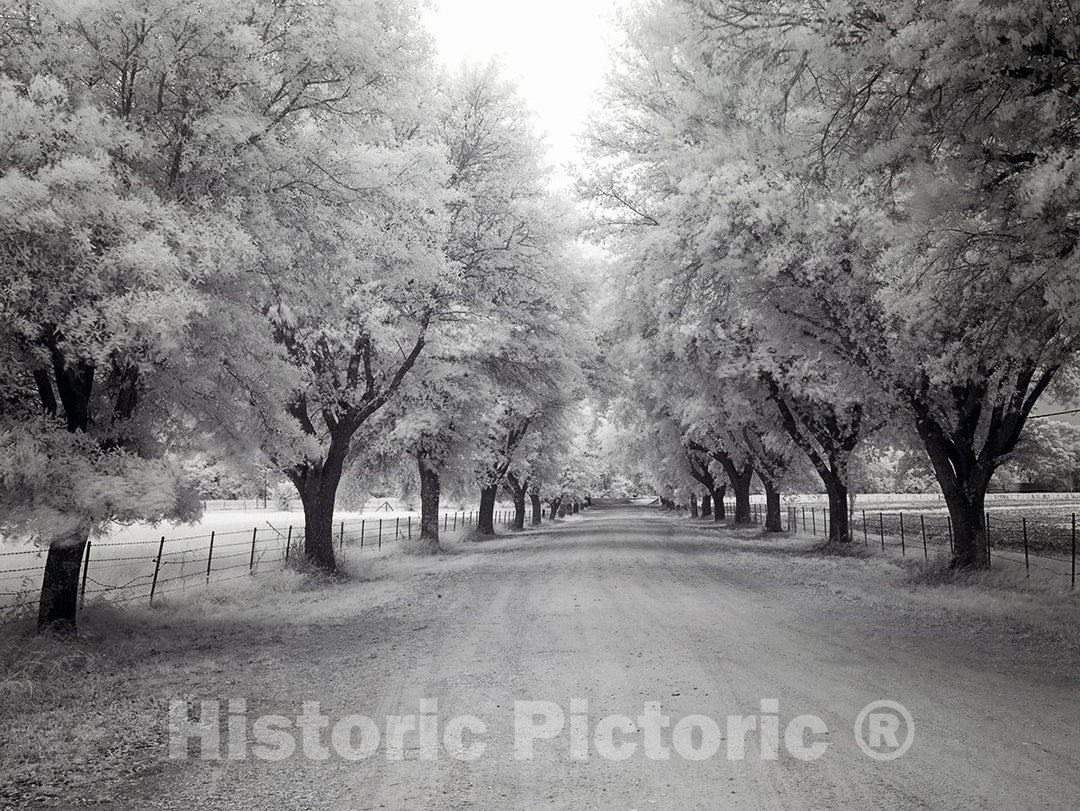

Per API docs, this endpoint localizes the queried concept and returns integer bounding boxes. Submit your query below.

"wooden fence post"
[150,536,166,603]
[79,540,91,611]
[206,531,216,582]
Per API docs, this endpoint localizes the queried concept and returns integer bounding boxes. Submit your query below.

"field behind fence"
[680,492,1080,591]
[0,507,522,621]
[783,501,1080,589]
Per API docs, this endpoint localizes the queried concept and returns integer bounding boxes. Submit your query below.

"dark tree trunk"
[512,491,527,529]
[765,380,860,544]
[715,452,754,524]
[572,502,579,514]
[294,469,340,570]
[689,493,699,518]
[550,497,562,520]
[762,479,783,533]
[700,494,711,516]
[530,490,543,526]
[942,483,988,569]
[289,435,349,571]
[409,448,442,554]
[731,472,753,523]
[38,530,89,635]
[36,349,95,634]
[917,423,996,569]
[505,473,527,530]
[712,487,726,521]
[476,484,498,535]
[823,475,850,546]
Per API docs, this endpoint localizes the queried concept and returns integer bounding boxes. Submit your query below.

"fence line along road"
[783,504,1078,589]
[0,508,526,622]
[671,499,1079,590]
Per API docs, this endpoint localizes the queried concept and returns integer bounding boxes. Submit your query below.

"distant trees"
[1010,420,1080,492]
[0,4,597,632]
[584,0,1080,567]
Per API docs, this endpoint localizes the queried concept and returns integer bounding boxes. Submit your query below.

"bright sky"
[422,0,627,184]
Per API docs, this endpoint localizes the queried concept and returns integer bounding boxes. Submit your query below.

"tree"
[384,62,571,551]
[1010,419,1080,491]
[0,76,269,632]
[0,0,444,608]
[587,0,1080,566]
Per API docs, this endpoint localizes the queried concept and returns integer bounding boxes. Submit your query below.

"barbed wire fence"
[0,508,523,622]
[780,503,1078,589]
[667,496,1080,590]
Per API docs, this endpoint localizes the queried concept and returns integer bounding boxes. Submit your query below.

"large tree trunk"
[289,437,348,571]
[36,353,95,634]
[715,453,754,524]
[476,484,498,535]
[530,490,543,526]
[712,486,726,521]
[38,529,89,635]
[512,491,527,529]
[917,426,995,569]
[942,483,988,569]
[409,448,442,554]
[689,493,699,518]
[762,479,783,533]
[765,381,860,545]
[731,471,753,523]
[823,473,850,545]
[505,473,527,530]
[700,493,711,517]
[549,496,562,520]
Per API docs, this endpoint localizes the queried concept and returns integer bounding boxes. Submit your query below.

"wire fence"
[782,504,1079,589]
[0,508,521,622]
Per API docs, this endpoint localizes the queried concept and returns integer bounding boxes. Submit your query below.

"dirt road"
[114,506,1080,809]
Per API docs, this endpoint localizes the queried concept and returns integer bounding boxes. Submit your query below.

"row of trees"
[583,0,1080,569]
[0,0,597,634]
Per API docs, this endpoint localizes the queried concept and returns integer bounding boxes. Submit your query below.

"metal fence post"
[378,518,383,549]
[879,513,885,551]
[802,506,806,531]
[899,512,906,556]
[360,520,365,550]
[395,517,400,539]
[150,535,165,603]
[408,516,412,539]
[206,531,216,582]
[985,511,991,567]
[811,508,816,535]
[339,521,344,554]
[79,540,91,611]
[862,510,868,546]
[920,515,927,560]
[1072,513,1076,590]
[1022,517,1029,576]
[249,527,258,573]
[453,512,457,531]
[947,515,954,555]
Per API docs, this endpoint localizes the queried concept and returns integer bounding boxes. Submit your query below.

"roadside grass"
[0,560,404,808]
[676,512,1080,654]
[0,519,566,806]
[900,553,1080,650]
[4,510,1077,806]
